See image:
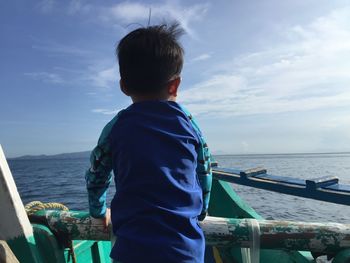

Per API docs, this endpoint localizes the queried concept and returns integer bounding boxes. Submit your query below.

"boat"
[1,145,350,263]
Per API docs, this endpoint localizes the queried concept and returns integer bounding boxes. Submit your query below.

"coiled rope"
[25,201,75,262]
[25,201,69,215]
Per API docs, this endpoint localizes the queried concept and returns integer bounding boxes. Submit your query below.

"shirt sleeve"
[196,133,212,221]
[85,112,122,218]
[180,106,213,221]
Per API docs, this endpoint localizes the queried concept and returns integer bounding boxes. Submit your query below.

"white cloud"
[89,66,118,89]
[67,0,91,15]
[35,1,208,36]
[24,72,63,84]
[179,7,350,117]
[36,0,55,14]
[92,108,120,115]
[103,2,209,37]
[109,2,149,22]
[191,53,211,62]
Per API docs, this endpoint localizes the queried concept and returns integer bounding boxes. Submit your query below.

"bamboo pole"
[34,210,350,255]
[0,145,40,263]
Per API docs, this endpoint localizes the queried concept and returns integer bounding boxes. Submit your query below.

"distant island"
[11,151,91,160]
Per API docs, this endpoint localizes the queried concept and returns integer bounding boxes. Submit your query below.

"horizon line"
[9,150,350,159]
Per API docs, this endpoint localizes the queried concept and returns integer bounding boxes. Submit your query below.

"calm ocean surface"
[7,153,350,224]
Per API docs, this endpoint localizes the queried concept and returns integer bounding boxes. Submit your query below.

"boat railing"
[29,209,350,262]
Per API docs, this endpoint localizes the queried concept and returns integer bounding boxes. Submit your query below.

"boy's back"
[110,101,204,262]
[85,22,212,263]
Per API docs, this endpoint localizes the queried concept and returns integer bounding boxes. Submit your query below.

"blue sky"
[1,0,350,157]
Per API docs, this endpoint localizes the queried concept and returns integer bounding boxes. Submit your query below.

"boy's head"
[117,22,185,100]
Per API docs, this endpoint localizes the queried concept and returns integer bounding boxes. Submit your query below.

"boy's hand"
[198,211,207,221]
[92,208,111,232]
[103,208,111,231]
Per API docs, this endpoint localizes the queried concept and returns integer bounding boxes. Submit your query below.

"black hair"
[117,22,185,95]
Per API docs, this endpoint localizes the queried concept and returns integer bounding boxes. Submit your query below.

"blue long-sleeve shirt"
[86,101,212,262]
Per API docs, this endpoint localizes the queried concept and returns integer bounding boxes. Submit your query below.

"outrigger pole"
[212,167,350,206]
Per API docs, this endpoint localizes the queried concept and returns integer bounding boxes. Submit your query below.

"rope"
[25,201,69,215]
[241,219,261,263]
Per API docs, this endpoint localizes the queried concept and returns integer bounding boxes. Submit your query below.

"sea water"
[8,153,350,224]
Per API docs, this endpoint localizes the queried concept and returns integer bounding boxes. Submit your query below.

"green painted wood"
[333,249,350,263]
[6,235,40,263]
[32,224,66,263]
[97,241,110,262]
[66,240,111,263]
[208,178,263,219]
[90,241,111,263]
[32,221,112,263]
[208,179,312,263]
[69,241,92,263]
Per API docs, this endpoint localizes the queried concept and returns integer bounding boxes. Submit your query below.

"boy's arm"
[85,113,121,218]
[181,107,213,221]
[196,132,213,221]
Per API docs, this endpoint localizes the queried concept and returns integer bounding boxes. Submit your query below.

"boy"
[86,22,212,263]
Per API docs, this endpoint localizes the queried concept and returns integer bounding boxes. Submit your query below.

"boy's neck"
[123,77,180,104]
[131,94,176,103]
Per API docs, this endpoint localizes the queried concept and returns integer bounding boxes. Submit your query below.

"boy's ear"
[120,79,130,96]
[168,77,181,97]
